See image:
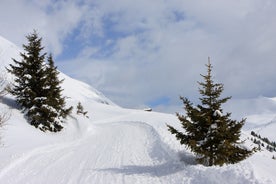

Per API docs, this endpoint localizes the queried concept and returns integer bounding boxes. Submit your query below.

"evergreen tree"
[76,102,88,117]
[46,54,72,117]
[44,54,72,131]
[7,31,49,129]
[6,31,71,132]
[167,60,252,166]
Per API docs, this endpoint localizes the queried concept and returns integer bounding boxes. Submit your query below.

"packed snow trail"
[0,119,265,184]
[0,121,181,184]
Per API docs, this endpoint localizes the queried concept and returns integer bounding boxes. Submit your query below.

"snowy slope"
[225,97,276,141]
[251,97,276,141]
[0,36,276,184]
[0,36,19,70]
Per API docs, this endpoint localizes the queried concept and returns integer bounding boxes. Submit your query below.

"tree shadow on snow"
[0,96,20,110]
[97,152,197,177]
[178,151,197,165]
[97,161,185,177]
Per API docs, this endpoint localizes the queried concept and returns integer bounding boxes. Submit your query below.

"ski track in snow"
[0,119,266,184]
[0,121,176,184]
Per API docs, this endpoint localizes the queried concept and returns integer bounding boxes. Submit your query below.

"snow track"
[0,119,266,184]
[0,121,181,184]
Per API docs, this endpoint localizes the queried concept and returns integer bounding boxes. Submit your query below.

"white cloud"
[0,0,84,55]
[2,0,276,113]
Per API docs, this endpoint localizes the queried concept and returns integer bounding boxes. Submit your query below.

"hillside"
[0,36,276,184]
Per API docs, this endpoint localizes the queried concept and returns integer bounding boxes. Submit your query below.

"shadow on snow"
[96,152,196,177]
[96,161,185,177]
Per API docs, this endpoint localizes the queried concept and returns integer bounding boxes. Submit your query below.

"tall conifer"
[7,31,49,129]
[45,54,72,128]
[167,59,252,166]
[7,31,71,132]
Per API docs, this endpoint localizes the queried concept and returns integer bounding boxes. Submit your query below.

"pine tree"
[46,55,72,117]
[44,54,72,131]
[76,102,88,117]
[7,31,49,129]
[6,31,71,132]
[167,59,252,166]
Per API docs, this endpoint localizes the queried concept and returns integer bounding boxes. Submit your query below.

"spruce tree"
[167,60,252,166]
[76,102,88,117]
[44,54,72,131]
[7,31,49,129]
[7,31,71,132]
[46,54,72,117]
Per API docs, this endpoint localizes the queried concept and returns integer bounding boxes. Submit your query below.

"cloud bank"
[1,0,276,112]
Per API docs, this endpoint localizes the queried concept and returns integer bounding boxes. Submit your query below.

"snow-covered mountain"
[225,96,276,142]
[0,35,276,184]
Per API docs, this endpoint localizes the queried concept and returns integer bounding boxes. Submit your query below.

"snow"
[213,110,223,117]
[0,35,276,184]
[210,123,217,129]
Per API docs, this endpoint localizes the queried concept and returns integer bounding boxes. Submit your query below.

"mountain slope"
[0,35,276,184]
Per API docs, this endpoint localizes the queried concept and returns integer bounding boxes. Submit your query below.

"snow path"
[0,119,265,184]
[0,121,183,184]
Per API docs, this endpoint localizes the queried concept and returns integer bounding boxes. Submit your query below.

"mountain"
[0,35,276,184]
[225,96,276,142]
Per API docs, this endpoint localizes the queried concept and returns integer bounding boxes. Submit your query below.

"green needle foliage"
[7,31,72,132]
[76,102,88,117]
[167,59,252,166]
[45,54,72,121]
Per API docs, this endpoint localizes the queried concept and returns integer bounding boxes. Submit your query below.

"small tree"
[167,59,252,166]
[76,102,88,117]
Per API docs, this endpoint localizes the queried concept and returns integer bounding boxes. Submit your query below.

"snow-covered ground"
[0,36,276,184]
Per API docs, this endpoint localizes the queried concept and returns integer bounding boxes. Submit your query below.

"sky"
[1,0,276,113]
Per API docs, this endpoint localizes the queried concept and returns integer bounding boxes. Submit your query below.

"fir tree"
[44,54,72,131]
[167,59,252,166]
[76,102,88,117]
[7,31,49,129]
[6,31,71,132]
[46,55,72,116]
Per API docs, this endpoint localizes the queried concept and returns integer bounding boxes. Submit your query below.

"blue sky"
[1,0,276,113]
